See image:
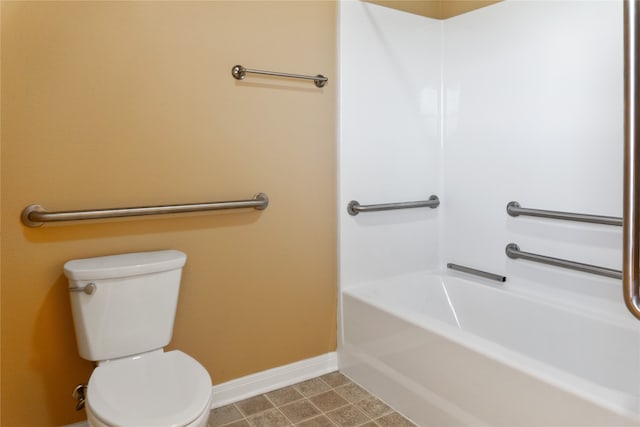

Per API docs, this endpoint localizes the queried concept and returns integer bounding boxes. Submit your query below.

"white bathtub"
[339,272,640,426]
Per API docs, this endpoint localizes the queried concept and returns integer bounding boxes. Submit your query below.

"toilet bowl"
[64,250,212,427]
[85,351,211,427]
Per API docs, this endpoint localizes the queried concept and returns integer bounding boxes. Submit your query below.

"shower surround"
[338,1,638,425]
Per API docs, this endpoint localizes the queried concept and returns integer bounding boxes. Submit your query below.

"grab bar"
[506,202,622,226]
[624,0,640,319]
[347,195,440,216]
[447,263,506,283]
[505,243,621,280]
[21,193,269,227]
[231,65,328,88]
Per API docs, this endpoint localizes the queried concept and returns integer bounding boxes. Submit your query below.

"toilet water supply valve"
[72,384,87,411]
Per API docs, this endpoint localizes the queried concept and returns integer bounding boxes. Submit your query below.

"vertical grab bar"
[624,0,640,320]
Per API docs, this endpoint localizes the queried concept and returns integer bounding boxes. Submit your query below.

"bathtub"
[339,272,640,426]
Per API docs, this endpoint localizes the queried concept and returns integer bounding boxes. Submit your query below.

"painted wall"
[365,0,502,20]
[339,1,442,290]
[443,0,627,321]
[1,2,337,426]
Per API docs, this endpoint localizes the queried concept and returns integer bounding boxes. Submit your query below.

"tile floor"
[208,371,417,427]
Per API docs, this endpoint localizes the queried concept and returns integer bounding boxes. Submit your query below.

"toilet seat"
[87,350,212,427]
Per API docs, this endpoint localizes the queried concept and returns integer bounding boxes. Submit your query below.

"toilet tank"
[64,250,187,362]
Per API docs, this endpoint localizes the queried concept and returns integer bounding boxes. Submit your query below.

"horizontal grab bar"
[231,65,328,88]
[347,195,440,216]
[447,263,506,283]
[21,193,269,227]
[505,243,621,280]
[506,201,622,226]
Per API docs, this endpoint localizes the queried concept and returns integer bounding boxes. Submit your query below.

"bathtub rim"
[343,268,639,331]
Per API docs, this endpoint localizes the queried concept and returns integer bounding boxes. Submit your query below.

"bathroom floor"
[208,371,417,427]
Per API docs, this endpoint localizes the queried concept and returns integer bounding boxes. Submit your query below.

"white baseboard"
[211,352,338,408]
[62,352,338,426]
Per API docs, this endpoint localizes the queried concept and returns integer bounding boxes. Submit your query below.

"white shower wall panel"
[442,1,626,318]
[339,1,443,288]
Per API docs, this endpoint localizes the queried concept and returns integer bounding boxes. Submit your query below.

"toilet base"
[86,392,212,427]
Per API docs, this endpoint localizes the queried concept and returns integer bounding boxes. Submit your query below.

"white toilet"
[64,250,212,427]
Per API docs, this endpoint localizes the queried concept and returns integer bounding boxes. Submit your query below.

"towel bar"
[231,65,328,88]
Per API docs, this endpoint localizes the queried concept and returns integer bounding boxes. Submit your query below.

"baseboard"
[211,352,338,408]
[61,352,338,426]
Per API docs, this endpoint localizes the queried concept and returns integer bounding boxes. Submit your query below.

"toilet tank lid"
[64,250,187,281]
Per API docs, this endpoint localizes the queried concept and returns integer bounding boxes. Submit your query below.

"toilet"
[64,250,212,427]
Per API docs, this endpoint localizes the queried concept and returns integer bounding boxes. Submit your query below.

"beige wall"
[365,0,501,19]
[1,2,337,426]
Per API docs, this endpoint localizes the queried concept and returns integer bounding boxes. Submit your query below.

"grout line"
[277,401,301,426]
[261,392,280,410]
[274,406,293,427]
[233,402,252,427]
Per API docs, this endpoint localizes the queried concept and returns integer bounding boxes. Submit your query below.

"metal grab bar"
[447,263,506,283]
[506,201,622,226]
[231,65,328,88]
[505,243,621,280]
[624,0,640,319]
[21,193,269,227]
[347,195,440,216]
